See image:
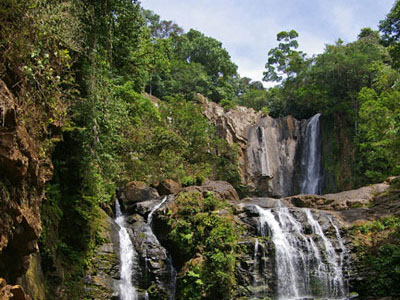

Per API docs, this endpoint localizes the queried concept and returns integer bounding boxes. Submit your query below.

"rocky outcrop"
[0,278,32,300]
[246,115,300,197]
[129,217,176,300]
[16,254,46,300]
[182,180,240,202]
[0,80,54,290]
[199,94,303,197]
[199,94,260,146]
[82,208,120,300]
[154,179,182,196]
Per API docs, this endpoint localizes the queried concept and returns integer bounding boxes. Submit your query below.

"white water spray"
[115,201,137,300]
[147,196,168,225]
[256,204,348,300]
[301,113,322,194]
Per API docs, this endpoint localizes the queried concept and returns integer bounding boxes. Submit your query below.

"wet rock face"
[0,80,53,285]
[200,95,302,197]
[82,209,120,300]
[129,218,176,300]
[237,201,352,300]
[114,182,176,300]
[16,253,46,300]
[246,116,300,197]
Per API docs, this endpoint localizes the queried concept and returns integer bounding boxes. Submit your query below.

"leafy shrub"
[352,216,400,297]
[167,191,241,300]
[355,216,400,234]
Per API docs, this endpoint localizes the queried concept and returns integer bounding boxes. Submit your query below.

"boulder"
[81,208,120,300]
[281,182,391,213]
[286,194,338,209]
[119,181,159,206]
[156,179,181,196]
[183,180,239,202]
[324,183,389,209]
[0,278,32,300]
[127,196,172,218]
[128,200,155,217]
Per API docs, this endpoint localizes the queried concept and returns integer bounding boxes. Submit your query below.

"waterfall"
[115,201,137,300]
[255,203,348,300]
[145,196,177,300]
[301,113,322,194]
[251,237,269,298]
[147,196,168,225]
[329,216,348,272]
[304,209,346,298]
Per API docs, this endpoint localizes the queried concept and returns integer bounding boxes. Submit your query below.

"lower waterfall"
[255,203,348,300]
[115,201,137,300]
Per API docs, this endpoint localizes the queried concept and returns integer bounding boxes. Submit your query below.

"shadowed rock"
[0,79,55,284]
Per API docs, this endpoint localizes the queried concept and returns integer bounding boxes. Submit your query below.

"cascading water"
[147,196,168,225]
[251,237,269,298]
[145,196,177,300]
[301,113,322,194]
[115,201,137,300]
[255,203,348,300]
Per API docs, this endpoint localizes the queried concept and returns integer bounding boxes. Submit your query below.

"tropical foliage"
[2,0,400,298]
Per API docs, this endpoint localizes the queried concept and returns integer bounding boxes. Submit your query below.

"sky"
[141,0,396,83]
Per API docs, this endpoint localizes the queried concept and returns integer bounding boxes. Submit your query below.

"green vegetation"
[262,23,400,186]
[2,0,400,298]
[167,192,242,300]
[351,215,400,298]
[353,216,400,235]
[1,0,242,297]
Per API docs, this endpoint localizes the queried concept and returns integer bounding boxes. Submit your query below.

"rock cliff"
[0,80,53,298]
[199,94,303,197]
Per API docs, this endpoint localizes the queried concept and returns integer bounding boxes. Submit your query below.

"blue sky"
[141,0,396,83]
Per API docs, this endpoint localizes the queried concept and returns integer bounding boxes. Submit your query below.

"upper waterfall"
[301,113,322,194]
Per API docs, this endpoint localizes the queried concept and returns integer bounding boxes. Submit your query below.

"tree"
[238,89,269,111]
[380,0,400,67]
[358,27,380,40]
[170,29,238,101]
[357,63,400,182]
[111,0,153,90]
[142,9,183,39]
[263,30,307,82]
